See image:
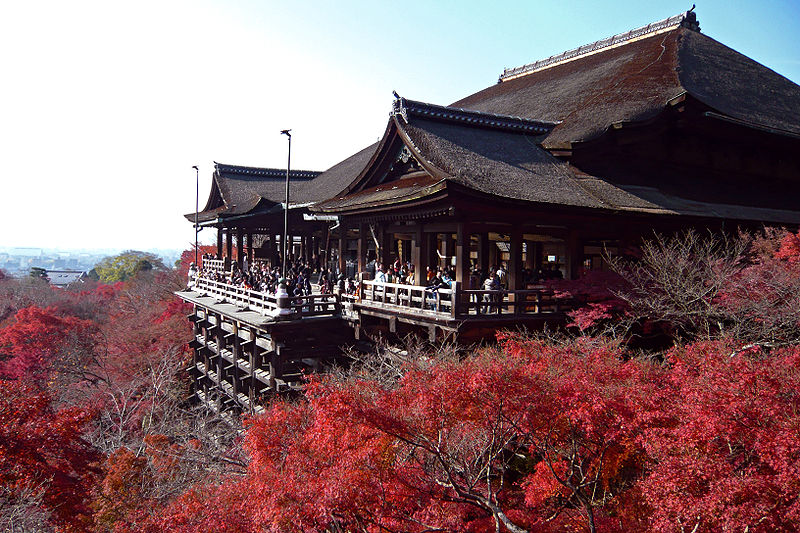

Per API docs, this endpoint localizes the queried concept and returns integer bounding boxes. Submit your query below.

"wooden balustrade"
[359,279,458,318]
[459,287,563,316]
[192,277,279,315]
[191,276,567,322]
[202,258,228,273]
[357,280,566,319]
[192,277,341,319]
[288,293,341,317]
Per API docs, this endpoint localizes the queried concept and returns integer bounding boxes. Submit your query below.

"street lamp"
[280,129,291,277]
[192,165,199,266]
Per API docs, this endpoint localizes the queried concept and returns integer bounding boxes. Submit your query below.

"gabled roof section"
[392,98,557,135]
[313,94,800,225]
[453,9,800,146]
[297,143,380,203]
[186,163,321,223]
[313,97,604,213]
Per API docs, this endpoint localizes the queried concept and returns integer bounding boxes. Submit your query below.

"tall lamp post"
[192,165,199,266]
[280,129,291,277]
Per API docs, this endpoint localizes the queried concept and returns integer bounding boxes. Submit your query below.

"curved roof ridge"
[213,162,320,180]
[392,97,557,134]
[499,9,699,83]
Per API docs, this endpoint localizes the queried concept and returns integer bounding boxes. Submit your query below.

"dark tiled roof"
[453,19,800,145]
[677,30,800,136]
[186,163,322,222]
[576,178,800,224]
[393,98,556,135]
[295,143,379,203]
[213,163,320,181]
[400,116,602,208]
[314,98,800,225]
[187,146,381,222]
[314,174,442,212]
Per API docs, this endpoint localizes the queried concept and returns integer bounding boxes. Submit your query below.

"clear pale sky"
[2,0,798,251]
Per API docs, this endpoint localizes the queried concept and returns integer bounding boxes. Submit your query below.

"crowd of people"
[187,253,566,313]
[189,254,326,298]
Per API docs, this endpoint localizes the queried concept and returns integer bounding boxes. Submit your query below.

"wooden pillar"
[230,322,239,398]
[440,233,453,271]
[477,232,490,275]
[426,232,438,277]
[249,331,260,403]
[216,226,223,258]
[305,233,313,262]
[245,232,253,262]
[488,234,499,270]
[524,239,535,269]
[236,228,244,270]
[338,223,347,275]
[566,230,583,280]
[508,229,523,291]
[358,225,366,273]
[379,226,392,268]
[455,224,471,286]
[225,229,233,267]
[215,315,224,411]
[411,225,423,285]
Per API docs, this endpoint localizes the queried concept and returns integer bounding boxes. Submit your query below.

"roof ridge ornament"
[499,9,700,83]
[391,97,557,134]
[213,162,321,179]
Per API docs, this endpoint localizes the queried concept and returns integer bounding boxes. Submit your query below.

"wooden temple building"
[177,10,800,413]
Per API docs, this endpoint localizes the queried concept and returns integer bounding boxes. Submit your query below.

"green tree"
[29,266,49,281]
[93,251,166,283]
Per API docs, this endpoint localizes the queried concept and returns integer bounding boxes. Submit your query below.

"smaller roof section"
[46,270,86,287]
[188,163,322,223]
[392,97,557,135]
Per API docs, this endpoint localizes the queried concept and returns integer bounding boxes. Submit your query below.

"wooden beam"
[381,226,393,267]
[357,223,366,274]
[566,229,583,280]
[508,228,523,291]
[338,223,347,276]
[236,228,244,270]
[455,223,471,286]
[411,224,423,285]
[477,232,490,275]
[246,232,253,263]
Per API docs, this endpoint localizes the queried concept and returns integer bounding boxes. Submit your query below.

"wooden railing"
[288,293,340,317]
[202,258,228,273]
[359,280,458,318]
[357,280,566,320]
[190,276,567,322]
[459,287,563,316]
[193,277,278,314]
[191,276,340,319]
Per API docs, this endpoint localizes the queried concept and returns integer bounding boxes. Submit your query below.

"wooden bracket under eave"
[545,141,573,159]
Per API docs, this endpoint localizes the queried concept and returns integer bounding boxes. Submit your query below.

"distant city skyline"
[2,0,798,250]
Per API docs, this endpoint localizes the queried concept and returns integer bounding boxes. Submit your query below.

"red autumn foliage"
[3,234,800,532]
[139,326,800,533]
[546,270,630,331]
[774,228,800,263]
[0,380,100,532]
[0,306,99,380]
